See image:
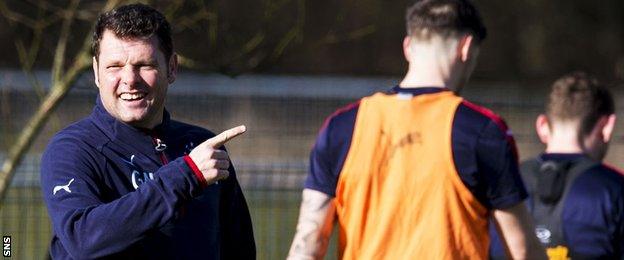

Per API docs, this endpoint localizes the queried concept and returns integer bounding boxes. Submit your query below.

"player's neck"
[400,61,463,89]
[545,126,583,154]
[400,69,450,89]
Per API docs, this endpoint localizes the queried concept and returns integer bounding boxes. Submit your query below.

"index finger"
[204,125,247,148]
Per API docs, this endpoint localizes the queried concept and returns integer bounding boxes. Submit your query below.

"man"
[490,72,624,259]
[287,0,545,259]
[40,4,255,259]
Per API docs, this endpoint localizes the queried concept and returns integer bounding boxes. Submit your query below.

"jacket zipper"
[151,135,169,165]
[152,134,187,217]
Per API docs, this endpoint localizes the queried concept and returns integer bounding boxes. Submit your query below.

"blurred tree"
[0,0,101,208]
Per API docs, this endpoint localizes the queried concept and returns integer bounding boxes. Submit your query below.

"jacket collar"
[539,153,587,162]
[389,85,450,96]
[91,96,171,163]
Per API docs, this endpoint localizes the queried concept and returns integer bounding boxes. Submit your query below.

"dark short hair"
[405,0,487,43]
[92,3,173,61]
[547,71,615,136]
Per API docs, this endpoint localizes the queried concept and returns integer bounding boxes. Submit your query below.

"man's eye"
[106,65,121,69]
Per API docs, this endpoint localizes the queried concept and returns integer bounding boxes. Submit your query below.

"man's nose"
[120,66,141,87]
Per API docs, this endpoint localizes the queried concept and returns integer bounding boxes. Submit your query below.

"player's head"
[403,0,486,91]
[536,72,616,160]
[92,3,174,62]
[405,0,486,44]
[91,4,178,130]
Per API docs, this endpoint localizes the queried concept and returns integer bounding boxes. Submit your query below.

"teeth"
[120,93,145,101]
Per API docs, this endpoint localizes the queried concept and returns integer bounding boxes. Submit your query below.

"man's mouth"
[119,92,146,101]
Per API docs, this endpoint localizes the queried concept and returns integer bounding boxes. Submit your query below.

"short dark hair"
[92,3,173,61]
[405,0,487,43]
[546,71,615,136]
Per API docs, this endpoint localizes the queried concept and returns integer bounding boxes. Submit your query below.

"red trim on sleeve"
[319,100,361,134]
[312,100,361,151]
[602,163,624,176]
[184,155,208,188]
[461,100,519,161]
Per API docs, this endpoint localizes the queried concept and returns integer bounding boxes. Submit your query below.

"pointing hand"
[189,125,246,185]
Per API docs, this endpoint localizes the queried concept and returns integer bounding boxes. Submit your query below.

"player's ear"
[601,114,616,143]
[457,34,475,63]
[92,56,100,88]
[535,114,551,145]
[402,36,412,63]
[167,53,178,84]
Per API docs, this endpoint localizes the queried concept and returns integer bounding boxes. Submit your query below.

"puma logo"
[53,178,75,195]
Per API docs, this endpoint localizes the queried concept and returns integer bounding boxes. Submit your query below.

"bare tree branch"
[174,9,216,33]
[14,6,64,131]
[16,40,46,99]
[25,0,63,13]
[270,0,305,61]
[319,24,377,45]
[0,0,121,210]
[177,55,199,69]
[52,0,80,85]
[243,33,266,54]
[0,0,38,28]
[0,0,63,29]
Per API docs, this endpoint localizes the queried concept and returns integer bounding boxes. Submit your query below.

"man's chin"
[119,114,150,127]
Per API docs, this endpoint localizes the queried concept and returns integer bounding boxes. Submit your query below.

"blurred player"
[287,0,545,259]
[490,72,624,259]
[40,4,254,259]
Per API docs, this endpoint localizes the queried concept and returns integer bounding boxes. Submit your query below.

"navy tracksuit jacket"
[40,98,255,259]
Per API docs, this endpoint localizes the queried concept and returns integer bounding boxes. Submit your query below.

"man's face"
[93,30,176,129]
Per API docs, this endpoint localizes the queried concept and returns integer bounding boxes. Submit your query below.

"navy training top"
[40,98,255,259]
[304,86,528,210]
[490,153,624,258]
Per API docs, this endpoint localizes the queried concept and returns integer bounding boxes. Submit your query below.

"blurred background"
[0,0,623,259]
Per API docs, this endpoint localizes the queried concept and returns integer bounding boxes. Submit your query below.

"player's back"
[562,161,624,257]
[336,91,488,259]
[490,153,624,259]
[306,86,527,259]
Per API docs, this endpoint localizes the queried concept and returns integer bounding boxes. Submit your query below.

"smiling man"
[40,4,255,259]
[94,28,173,130]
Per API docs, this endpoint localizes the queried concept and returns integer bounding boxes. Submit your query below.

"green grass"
[0,188,337,259]
[0,187,52,259]
[246,190,338,260]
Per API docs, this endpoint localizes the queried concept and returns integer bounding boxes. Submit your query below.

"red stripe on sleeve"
[461,100,519,161]
[184,155,208,189]
[318,100,361,134]
[602,163,624,176]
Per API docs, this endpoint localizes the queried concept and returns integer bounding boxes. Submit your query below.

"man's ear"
[92,56,100,88]
[601,114,616,143]
[457,34,475,62]
[535,114,551,144]
[167,53,179,84]
[402,36,412,63]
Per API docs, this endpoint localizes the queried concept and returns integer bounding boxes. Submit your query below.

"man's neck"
[545,124,583,154]
[400,36,464,89]
[399,60,461,89]
[129,111,164,131]
[400,71,452,89]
